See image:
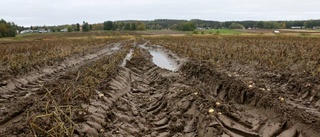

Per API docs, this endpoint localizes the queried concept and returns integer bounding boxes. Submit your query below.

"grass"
[15,33,35,38]
[202,29,243,34]
[4,28,320,42]
[141,30,190,35]
[11,29,242,41]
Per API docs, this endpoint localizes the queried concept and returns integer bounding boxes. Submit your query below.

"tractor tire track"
[76,45,320,137]
[1,40,319,137]
[0,42,122,136]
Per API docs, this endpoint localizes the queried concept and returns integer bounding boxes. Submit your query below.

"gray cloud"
[1,0,319,26]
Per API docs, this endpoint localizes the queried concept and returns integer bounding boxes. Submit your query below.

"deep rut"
[1,41,319,137]
[77,46,320,137]
[0,42,122,135]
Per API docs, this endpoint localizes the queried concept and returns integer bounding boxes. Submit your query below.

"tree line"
[120,19,320,30]
[102,21,146,30]
[19,19,320,34]
[0,19,17,38]
[152,19,320,30]
[19,21,148,33]
[180,19,320,30]
[99,19,320,30]
[3,18,320,38]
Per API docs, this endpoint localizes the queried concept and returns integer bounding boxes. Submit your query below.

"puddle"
[121,49,133,67]
[149,50,178,71]
[110,46,120,51]
[106,43,121,55]
[139,44,184,71]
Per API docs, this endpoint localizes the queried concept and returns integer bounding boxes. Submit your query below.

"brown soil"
[0,40,319,137]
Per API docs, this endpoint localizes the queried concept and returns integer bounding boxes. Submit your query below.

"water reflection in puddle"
[149,50,177,71]
[139,44,181,71]
[110,46,120,51]
[121,49,133,67]
[106,44,121,55]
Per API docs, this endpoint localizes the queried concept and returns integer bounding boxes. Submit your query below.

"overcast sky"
[1,0,319,26]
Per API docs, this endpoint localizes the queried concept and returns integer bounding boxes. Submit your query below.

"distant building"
[196,27,206,30]
[79,25,83,32]
[20,29,33,34]
[38,29,47,33]
[60,28,68,32]
[313,26,320,30]
[291,26,305,29]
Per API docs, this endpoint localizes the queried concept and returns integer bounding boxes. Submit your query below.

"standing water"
[149,50,177,71]
[121,49,133,67]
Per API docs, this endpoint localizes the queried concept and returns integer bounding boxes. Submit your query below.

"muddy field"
[0,37,320,137]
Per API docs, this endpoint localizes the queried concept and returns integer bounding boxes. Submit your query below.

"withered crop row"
[0,38,124,81]
[27,40,132,136]
[148,35,320,77]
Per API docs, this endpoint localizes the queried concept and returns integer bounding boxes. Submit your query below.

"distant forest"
[2,18,320,37]
[0,19,17,38]
[25,19,320,33]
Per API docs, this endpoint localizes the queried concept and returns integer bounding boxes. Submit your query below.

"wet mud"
[0,41,319,137]
[76,45,320,136]
[0,42,124,136]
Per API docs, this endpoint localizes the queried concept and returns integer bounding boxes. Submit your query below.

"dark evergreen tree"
[82,21,90,32]
[76,23,80,31]
[104,21,114,30]
[130,23,136,30]
[124,23,131,30]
